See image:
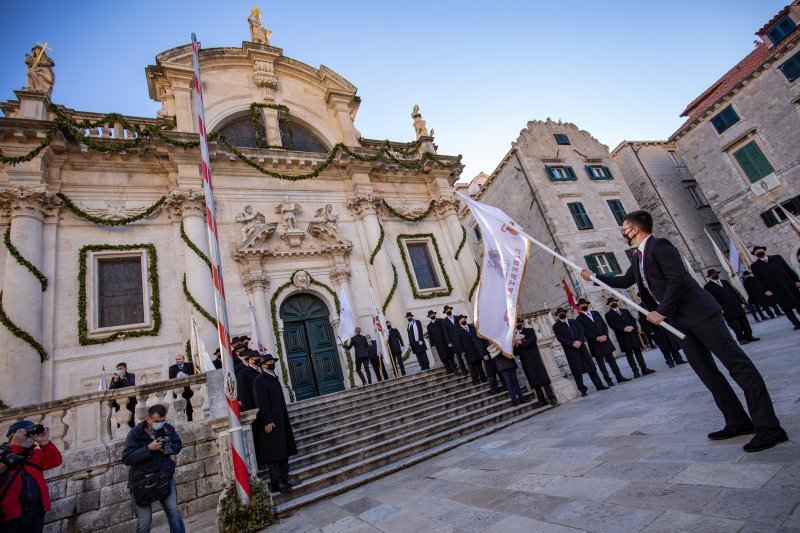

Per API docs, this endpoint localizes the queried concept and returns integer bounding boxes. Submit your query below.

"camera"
[26,424,45,437]
[0,443,26,468]
[155,431,175,455]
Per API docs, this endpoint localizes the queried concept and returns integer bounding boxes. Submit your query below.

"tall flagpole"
[190,34,250,503]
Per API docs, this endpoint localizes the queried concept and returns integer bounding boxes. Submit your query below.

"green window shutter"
[603,166,614,179]
[584,254,600,273]
[780,51,800,82]
[566,166,577,179]
[605,252,621,275]
[585,165,594,178]
[545,165,555,180]
[734,141,774,183]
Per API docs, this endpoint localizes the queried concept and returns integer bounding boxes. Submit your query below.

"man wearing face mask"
[122,404,185,532]
[0,421,62,533]
[441,306,468,375]
[552,307,607,396]
[703,269,759,344]
[109,362,137,428]
[254,354,297,494]
[385,321,407,376]
[513,318,557,407]
[451,315,489,385]
[575,298,631,387]
[581,210,786,452]
[750,245,800,330]
[406,312,431,371]
[605,298,656,377]
[168,354,196,422]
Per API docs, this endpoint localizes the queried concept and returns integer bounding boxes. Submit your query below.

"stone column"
[260,106,282,147]
[166,188,217,351]
[0,186,59,407]
[242,272,272,354]
[435,193,479,302]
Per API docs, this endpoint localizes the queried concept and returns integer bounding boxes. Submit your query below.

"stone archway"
[279,292,344,400]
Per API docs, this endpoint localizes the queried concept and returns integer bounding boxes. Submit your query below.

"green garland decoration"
[183,274,215,325]
[218,480,277,532]
[179,221,212,270]
[382,264,398,313]
[369,223,385,265]
[185,338,192,364]
[361,137,427,157]
[469,260,481,302]
[0,291,48,362]
[3,227,47,291]
[382,199,437,223]
[78,243,161,346]
[454,225,467,260]
[58,193,166,226]
[251,103,295,150]
[396,233,453,300]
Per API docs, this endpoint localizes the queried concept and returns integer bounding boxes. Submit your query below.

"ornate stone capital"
[242,272,270,293]
[345,193,382,218]
[253,60,277,89]
[329,268,352,286]
[433,193,460,217]
[0,185,60,221]
[165,188,205,219]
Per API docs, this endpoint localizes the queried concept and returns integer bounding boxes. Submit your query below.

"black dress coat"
[605,308,640,353]
[253,372,297,463]
[427,319,452,361]
[387,328,404,354]
[742,274,778,307]
[596,236,721,328]
[236,365,260,411]
[440,315,459,358]
[751,255,800,309]
[576,311,616,357]
[451,323,487,363]
[168,362,195,379]
[344,334,370,360]
[552,319,596,375]
[407,319,428,354]
[704,279,746,318]
[513,327,550,386]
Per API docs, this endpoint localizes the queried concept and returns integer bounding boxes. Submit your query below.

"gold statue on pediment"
[248,7,272,45]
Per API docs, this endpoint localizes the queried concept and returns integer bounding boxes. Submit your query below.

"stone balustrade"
[0,373,211,451]
[57,109,169,141]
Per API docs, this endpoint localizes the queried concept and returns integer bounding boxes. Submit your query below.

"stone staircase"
[273,367,554,514]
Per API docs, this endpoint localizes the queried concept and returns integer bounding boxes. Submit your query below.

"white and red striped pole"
[190,33,251,503]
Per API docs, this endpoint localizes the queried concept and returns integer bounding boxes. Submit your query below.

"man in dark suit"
[750,245,800,330]
[742,270,781,319]
[451,315,488,385]
[605,297,655,378]
[552,307,606,397]
[406,312,431,370]
[441,306,468,374]
[366,335,388,381]
[639,310,686,368]
[576,298,630,387]
[582,210,786,452]
[513,318,557,406]
[212,348,223,369]
[254,354,297,493]
[385,321,406,376]
[703,268,759,344]
[236,349,265,469]
[343,327,372,385]
[427,311,455,374]
[168,354,196,422]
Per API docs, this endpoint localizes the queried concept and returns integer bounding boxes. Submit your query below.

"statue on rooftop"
[24,44,55,96]
[411,104,430,139]
[248,7,272,45]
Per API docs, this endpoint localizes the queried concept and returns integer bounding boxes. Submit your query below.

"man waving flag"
[461,194,530,356]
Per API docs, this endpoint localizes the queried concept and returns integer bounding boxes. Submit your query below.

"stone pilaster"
[242,272,273,355]
[435,192,478,297]
[328,267,359,388]
[0,185,60,406]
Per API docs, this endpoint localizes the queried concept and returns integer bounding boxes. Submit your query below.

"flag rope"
[191,34,250,503]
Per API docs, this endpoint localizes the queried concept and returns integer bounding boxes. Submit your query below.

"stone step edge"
[294,379,487,441]
[289,370,460,418]
[289,368,447,413]
[294,386,508,455]
[275,404,554,515]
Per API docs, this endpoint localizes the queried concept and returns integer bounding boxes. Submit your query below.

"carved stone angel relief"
[234,205,271,246]
[314,204,339,231]
[78,200,162,221]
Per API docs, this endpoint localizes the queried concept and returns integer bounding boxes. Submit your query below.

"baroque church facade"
[0,16,477,406]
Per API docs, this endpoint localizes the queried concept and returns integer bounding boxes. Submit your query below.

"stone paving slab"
[255,319,800,532]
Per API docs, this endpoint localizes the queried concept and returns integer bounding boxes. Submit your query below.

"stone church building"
[0,18,476,406]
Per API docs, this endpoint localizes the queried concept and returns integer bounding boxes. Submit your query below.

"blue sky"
[0,1,788,179]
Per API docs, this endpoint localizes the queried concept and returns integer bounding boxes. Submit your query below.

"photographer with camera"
[122,404,185,533]
[0,421,62,533]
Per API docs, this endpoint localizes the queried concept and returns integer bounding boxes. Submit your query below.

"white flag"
[336,285,356,340]
[682,255,704,287]
[704,228,747,300]
[98,366,109,391]
[460,194,530,356]
[728,237,742,274]
[368,284,388,360]
[247,304,266,355]
[777,204,800,238]
[191,315,216,372]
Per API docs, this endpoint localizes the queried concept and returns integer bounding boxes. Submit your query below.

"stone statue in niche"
[248,7,272,45]
[293,270,310,289]
[275,196,302,231]
[235,205,266,242]
[24,45,55,96]
[411,104,429,139]
[314,204,339,230]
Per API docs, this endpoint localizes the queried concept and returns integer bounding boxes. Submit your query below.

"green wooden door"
[280,293,344,400]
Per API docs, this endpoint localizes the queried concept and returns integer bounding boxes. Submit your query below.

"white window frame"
[401,237,447,294]
[87,249,152,336]
[593,254,614,275]
[551,166,569,179]
[588,166,609,178]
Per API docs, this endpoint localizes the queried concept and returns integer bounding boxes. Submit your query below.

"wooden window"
[567,202,593,230]
[733,141,774,183]
[584,252,622,275]
[606,199,626,225]
[407,242,441,290]
[585,165,614,180]
[553,133,571,145]
[766,16,797,45]
[710,106,740,134]
[779,50,800,82]
[545,165,577,181]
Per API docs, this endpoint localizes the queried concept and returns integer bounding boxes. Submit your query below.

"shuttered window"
[766,16,797,45]
[710,106,740,134]
[585,165,614,180]
[545,165,577,181]
[606,199,626,225]
[567,202,593,230]
[584,252,622,275]
[779,50,800,82]
[733,141,774,183]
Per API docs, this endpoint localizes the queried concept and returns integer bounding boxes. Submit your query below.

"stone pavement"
[263,318,800,532]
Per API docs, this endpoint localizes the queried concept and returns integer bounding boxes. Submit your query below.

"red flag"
[562,279,581,311]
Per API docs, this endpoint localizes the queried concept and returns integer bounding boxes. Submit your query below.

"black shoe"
[739,339,750,345]
[276,482,293,493]
[642,368,656,375]
[511,399,520,406]
[549,397,559,406]
[489,389,499,395]
[581,390,588,397]
[707,423,755,440]
[666,361,675,368]
[743,427,788,452]
[532,401,546,409]
[519,396,531,404]
[634,372,642,377]
[617,377,631,383]
[606,382,615,387]
[596,385,609,391]
[282,477,298,487]
[794,325,800,330]
[748,337,761,342]
[674,358,687,365]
